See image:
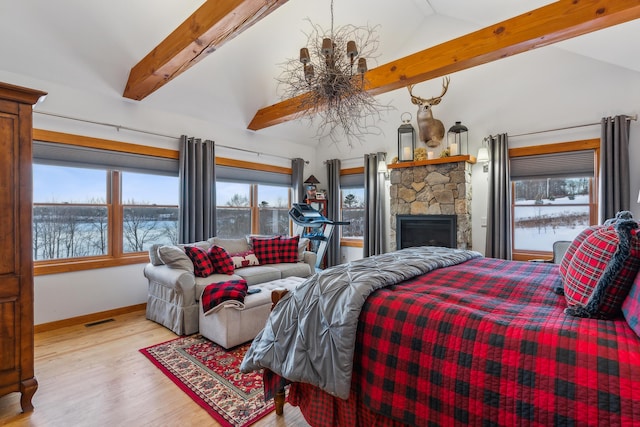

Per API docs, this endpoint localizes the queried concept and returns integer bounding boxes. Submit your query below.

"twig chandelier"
[277,0,390,147]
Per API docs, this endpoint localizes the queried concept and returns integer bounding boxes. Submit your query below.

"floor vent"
[85,318,115,327]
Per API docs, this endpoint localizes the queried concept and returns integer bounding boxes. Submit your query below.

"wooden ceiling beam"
[123,0,289,101]
[248,0,640,131]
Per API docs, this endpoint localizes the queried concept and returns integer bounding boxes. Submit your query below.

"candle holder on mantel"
[447,121,468,156]
[398,112,415,162]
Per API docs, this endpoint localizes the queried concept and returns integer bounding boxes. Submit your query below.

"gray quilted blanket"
[240,246,482,399]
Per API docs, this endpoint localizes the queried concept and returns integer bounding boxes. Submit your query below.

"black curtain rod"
[507,114,637,139]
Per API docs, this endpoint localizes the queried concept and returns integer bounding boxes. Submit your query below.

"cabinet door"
[0,111,19,385]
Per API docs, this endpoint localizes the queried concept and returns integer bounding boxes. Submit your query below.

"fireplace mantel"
[388,154,476,170]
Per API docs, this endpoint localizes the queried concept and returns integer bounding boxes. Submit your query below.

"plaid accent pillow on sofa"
[184,245,215,277]
[251,236,281,265]
[207,245,234,275]
[563,220,640,318]
[280,235,300,263]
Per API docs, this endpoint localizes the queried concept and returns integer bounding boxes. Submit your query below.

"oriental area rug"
[140,334,278,427]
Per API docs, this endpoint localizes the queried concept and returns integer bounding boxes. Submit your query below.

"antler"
[407,77,450,106]
[407,84,427,106]
[426,76,450,106]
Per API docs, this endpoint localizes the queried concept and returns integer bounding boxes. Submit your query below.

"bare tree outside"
[123,200,178,252]
[33,199,178,260]
[33,203,109,260]
[217,193,251,238]
[341,189,365,238]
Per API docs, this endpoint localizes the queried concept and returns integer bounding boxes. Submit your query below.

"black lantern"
[447,121,468,156]
[398,112,415,162]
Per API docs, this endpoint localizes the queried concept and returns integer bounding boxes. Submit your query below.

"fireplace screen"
[396,215,457,249]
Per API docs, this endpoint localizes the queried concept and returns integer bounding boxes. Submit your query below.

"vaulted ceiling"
[2,0,639,147]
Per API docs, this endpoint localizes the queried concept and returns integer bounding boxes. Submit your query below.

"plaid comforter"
[289,257,640,426]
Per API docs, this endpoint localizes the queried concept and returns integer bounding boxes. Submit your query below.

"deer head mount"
[407,76,450,147]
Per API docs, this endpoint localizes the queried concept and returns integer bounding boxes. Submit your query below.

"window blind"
[33,141,179,176]
[340,172,364,188]
[216,165,291,186]
[510,150,595,180]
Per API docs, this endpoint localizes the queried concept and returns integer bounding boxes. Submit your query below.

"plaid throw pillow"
[563,221,640,318]
[201,279,248,315]
[251,236,281,265]
[207,245,234,275]
[183,245,215,277]
[622,273,640,338]
[279,235,300,263]
[558,225,600,277]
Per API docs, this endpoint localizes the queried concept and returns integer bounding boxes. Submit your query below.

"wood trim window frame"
[340,166,364,248]
[509,139,599,262]
[32,129,294,275]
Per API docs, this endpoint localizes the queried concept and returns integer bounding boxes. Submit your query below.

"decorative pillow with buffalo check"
[562,219,640,318]
[279,235,300,263]
[251,236,281,265]
[622,272,640,338]
[230,251,260,269]
[207,245,234,275]
[201,279,248,315]
[183,245,215,277]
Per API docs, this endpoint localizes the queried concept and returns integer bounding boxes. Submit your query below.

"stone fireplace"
[389,157,473,251]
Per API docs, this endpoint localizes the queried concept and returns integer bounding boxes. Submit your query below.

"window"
[33,164,109,260]
[510,140,598,260]
[257,185,290,235]
[341,188,365,239]
[339,167,365,246]
[216,182,251,238]
[215,182,291,238]
[32,130,180,274]
[121,172,179,252]
[33,165,179,261]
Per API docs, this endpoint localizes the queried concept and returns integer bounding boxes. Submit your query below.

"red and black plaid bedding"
[288,257,640,426]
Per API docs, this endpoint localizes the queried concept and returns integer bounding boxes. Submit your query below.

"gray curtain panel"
[364,152,387,257]
[485,134,512,260]
[291,158,306,204]
[326,159,341,267]
[178,135,216,243]
[600,115,631,222]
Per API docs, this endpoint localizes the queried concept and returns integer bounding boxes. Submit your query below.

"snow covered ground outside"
[513,194,589,251]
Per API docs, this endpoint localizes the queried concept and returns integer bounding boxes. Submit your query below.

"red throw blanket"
[201,279,248,315]
[289,257,640,426]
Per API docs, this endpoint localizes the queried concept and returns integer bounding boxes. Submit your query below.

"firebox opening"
[396,215,457,249]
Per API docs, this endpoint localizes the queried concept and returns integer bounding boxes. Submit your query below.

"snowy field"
[514,194,589,251]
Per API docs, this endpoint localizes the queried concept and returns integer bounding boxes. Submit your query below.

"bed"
[241,220,640,426]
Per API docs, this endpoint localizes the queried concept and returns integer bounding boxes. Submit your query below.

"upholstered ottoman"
[199,276,306,349]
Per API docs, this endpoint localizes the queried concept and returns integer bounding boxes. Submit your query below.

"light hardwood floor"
[0,310,311,427]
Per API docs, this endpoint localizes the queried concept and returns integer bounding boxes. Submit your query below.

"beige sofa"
[144,236,316,335]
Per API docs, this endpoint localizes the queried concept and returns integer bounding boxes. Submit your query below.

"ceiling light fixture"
[277,0,389,147]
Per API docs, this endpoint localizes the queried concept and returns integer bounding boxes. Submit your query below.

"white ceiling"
[1,0,639,146]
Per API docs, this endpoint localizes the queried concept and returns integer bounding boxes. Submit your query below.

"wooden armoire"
[0,82,46,412]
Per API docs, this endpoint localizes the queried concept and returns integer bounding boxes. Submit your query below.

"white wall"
[34,264,149,325]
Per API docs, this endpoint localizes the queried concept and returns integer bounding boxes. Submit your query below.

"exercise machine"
[288,203,349,269]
